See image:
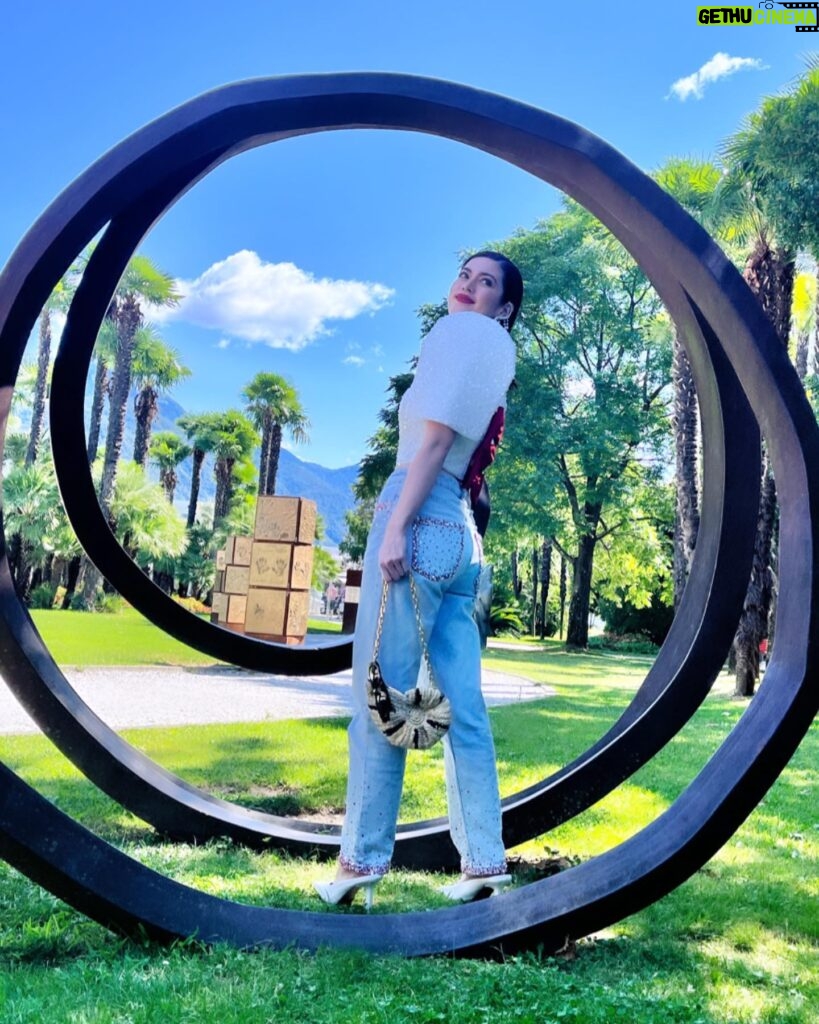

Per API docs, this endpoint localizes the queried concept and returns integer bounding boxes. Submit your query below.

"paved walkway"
[0,664,552,735]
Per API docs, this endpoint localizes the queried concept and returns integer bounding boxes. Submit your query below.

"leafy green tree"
[340,370,414,563]
[492,206,672,648]
[131,328,190,467]
[312,547,340,592]
[149,431,192,504]
[242,371,309,496]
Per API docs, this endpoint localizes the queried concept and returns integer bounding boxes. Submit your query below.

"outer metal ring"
[0,74,815,955]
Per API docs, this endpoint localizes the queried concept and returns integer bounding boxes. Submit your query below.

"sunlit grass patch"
[0,644,816,1022]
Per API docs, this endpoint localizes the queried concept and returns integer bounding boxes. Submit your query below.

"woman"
[315,252,523,909]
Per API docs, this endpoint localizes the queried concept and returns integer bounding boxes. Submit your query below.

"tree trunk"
[87,356,109,463]
[8,533,34,603]
[734,459,778,696]
[160,467,177,504]
[539,538,552,639]
[133,386,158,467]
[795,329,809,382]
[154,569,174,594]
[511,549,522,598]
[26,311,51,467]
[531,543,538,636]
[559,554,567,640]
[566,533,596,649]
[214,457,235,526]
[7,533,22,584]
[733,241,794,695]
[671,329,700,608]
[61,555,82,609]
[259,420,274,496]
[267,422,282,495]
[186,447,205,528]
[100,295,141,510]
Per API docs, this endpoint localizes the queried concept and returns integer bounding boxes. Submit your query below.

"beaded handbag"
[366,575,452,750]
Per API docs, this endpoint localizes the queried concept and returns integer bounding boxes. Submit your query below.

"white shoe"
[439,873,513,901]
[313,873,382,911]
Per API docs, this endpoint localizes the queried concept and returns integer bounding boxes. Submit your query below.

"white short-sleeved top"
[396,312,516,479]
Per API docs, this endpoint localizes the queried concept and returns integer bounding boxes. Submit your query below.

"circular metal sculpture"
[0,74,816,957]
[0,78,763,868]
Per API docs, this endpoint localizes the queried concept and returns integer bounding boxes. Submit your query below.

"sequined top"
[396,312,516,479]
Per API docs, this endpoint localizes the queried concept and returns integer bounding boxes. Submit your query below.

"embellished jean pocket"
[411,516,465,581]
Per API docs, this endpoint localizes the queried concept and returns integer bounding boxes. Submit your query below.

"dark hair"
[461,250,524,330]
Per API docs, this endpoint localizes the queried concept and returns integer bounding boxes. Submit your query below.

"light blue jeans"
[339,468,507,877]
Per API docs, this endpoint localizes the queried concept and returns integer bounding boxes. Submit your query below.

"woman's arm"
[378,420,455,581]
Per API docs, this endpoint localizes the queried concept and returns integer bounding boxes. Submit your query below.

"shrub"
[490,605,526,636]
[589,632,660,656]
[28,583,58,609]
[173,594,210,615]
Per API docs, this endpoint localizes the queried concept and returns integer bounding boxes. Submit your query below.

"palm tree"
[177,412,221,528]
[242,372,309,496]
[3,432,28,470]
[653,158,723,608]
[109,461,187,567]
[149,431,192,504]
[718,124,797,697]
[208,410,259,526]
[78,254,179,609]
[3,461,63,603]
[99,255,180,509]
[131,327,191,467]
[26,269,77,467]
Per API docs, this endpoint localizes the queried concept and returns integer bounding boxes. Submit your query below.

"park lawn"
[28,606,342,667]
[0,645,816,1023]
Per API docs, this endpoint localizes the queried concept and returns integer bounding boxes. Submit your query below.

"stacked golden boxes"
[211,497,316,643]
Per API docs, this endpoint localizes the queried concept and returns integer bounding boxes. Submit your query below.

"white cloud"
[215,338,231,349]
[151,250,394,350]
[344,355,366,367]
[668,52,767,101]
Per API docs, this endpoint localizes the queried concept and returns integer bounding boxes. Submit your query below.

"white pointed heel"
[439,873,512,902]
[314,873,382,910]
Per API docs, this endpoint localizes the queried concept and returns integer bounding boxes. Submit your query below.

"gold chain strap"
[372,574,435,689]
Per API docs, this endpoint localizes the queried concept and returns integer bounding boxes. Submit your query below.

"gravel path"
[0,664,552,735]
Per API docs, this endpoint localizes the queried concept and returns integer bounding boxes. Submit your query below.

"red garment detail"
[460,406,505,508]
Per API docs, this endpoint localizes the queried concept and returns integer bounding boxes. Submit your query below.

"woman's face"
[447,257,514,321]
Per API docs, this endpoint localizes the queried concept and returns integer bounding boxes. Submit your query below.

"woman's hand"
[378,521,408,581]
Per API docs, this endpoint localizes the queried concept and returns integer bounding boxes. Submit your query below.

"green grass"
[0,644,816,1023]
[29,606,342,667]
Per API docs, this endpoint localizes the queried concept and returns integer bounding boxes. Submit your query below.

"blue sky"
[1,2,813,467]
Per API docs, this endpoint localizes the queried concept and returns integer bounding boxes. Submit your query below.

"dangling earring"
[497,315,510,332]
